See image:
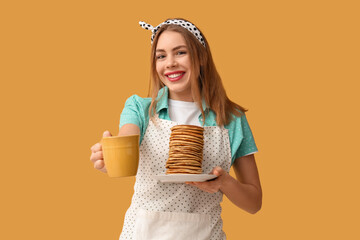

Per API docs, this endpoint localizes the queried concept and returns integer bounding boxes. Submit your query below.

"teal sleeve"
[234,114,258,161]
[119,95,150,145]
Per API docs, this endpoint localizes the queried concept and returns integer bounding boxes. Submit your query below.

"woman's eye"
[156,55,165,60]
[177,51,186,55]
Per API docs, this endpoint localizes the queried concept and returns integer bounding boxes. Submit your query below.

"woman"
[90,18,262,240]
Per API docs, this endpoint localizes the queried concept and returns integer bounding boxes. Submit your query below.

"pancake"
[166,168,203,174]
[171,125,204,131]
[168,151,203,158]
[166,125,204,175]
[169,143,203,152]
[171,131,204,138]
[166,160,202,167]
[166,166,202,170]
[169,137,204,145]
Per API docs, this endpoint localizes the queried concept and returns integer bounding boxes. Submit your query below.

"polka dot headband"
[139,19,206,47]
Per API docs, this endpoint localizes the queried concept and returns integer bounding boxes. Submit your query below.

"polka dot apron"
[120,116,231,240]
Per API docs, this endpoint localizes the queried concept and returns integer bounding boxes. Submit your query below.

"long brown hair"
[148,18,247,126]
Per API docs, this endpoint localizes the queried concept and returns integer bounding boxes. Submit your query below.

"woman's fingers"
[89,131,112,173]
[186,167,227,193]
[91,143,102,153]
[90,144,106,173]
[90,150,103,163]
[94,159,104,169]
[211,166,224,176]
[186,180,220,193]
[103,130,112,138]
[95,160,107,173]
[91,130,111,153]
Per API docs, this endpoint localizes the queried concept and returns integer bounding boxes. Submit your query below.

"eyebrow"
[156,45,187,52]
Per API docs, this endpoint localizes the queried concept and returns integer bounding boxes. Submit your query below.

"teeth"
[167,73,183,78]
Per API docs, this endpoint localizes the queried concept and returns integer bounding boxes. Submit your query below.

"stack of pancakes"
[166,125,204,174]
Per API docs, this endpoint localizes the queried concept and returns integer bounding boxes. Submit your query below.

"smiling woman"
[148,19,248,127]
[155,31,193,101]
[90,18,262,240]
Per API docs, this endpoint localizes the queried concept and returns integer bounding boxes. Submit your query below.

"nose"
[166,55,177,68]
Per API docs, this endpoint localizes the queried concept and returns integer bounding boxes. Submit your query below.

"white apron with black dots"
[119,116,232,240]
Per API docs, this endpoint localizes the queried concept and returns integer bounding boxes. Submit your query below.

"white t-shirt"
[168,99,202,126]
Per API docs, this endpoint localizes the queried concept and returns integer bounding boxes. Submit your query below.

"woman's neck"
[168,91,194,102]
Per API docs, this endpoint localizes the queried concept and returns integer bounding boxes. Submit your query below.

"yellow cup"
[102,134,139,177]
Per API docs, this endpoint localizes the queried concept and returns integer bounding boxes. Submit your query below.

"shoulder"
[120,94,152,129]
[226,109,247,128]
[125,94,152,105]
[124,94,152,111]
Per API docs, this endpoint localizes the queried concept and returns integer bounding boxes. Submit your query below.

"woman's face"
[155,30,193,101]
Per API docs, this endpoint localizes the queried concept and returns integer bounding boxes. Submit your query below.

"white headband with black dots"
[139,19,206,47]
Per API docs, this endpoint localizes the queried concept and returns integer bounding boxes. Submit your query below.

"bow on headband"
[139,19,206,47]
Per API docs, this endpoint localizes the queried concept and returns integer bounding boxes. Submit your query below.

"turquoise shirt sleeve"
[226,113,258,165]
[119,95,151,145]
[234,114,258,160]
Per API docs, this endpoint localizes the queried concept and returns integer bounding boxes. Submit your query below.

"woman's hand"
[89,131,112,173]
[90,124,140,174]
[186,166,229,193]
[186,155,262,214]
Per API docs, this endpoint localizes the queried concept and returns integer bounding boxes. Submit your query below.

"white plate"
[153,174,217,183]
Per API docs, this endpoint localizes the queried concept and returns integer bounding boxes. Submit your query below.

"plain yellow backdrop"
[1,0,359,239]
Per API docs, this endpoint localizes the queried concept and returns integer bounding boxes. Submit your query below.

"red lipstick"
[165,71,185,82]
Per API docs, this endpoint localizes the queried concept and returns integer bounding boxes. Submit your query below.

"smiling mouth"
[165,72,185,81]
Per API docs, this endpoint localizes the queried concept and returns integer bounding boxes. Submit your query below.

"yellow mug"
[102,134,139,177]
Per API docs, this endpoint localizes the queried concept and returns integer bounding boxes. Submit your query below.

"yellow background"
[1,0,359,239]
